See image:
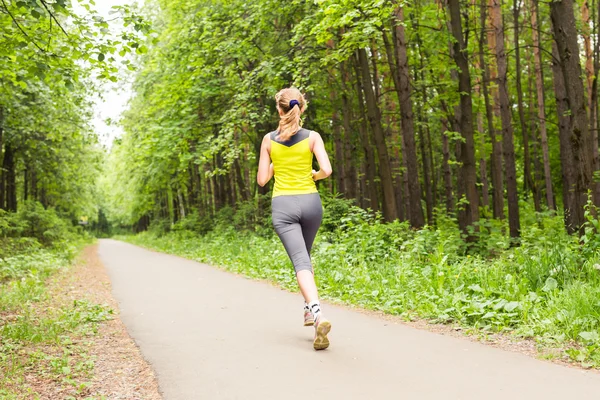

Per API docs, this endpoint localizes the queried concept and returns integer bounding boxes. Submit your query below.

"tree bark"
[530,0,555,210]
[353,55,380,212]
[491,0,520,240]
[357,48,398,221]
[513,0,537,211]
[551,0,594,233]
[340,61,358,200]
[330,83,346,195]
[472,44,490,210]
[447,0,480,238]
[582,0,600,205]
[442,118,454,213]
[479,0,504,219]
[389,6,425,227]
[4,144,16,212]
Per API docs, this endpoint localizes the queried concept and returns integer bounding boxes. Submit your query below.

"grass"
[120,201,600,368]
[0,241,113,399]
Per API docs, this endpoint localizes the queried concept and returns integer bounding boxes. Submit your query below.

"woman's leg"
[272,196,315,303]
[296,194,323,304]
[300,194,323,257]
[273,194,331,349]
[296,270,319,303]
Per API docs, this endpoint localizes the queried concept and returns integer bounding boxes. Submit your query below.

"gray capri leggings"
[271,193,323,273]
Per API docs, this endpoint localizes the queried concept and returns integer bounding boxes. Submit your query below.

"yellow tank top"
[270,128,318,198]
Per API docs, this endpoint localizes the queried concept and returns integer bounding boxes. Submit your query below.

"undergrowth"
[0,202,111,399]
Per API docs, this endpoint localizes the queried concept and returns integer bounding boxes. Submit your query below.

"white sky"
[87,0,140,147]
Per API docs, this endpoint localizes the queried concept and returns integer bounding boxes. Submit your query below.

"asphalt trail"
[98,239,600,399]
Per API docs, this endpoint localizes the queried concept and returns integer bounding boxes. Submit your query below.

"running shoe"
[313,316,331,350]
[304,309,315,326]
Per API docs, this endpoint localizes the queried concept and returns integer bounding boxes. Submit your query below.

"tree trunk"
[388,6,425,227]
[479,0,504,219]
[530,0,555,211]
[31,168,37,201]
[448,0,480,238]
[472,42,490,210]
[330,83,346,195]
[442,119,454,213]
[353,56,380,212]
[24,167,28,202]
[177,187,186,220]
[0,107,4,210]
[4,144,16,212]
[582,0,600,205]
[491,0,520,240]
[357,48,398,221]
[234,158,249,202]
[552,42,578,231]
[341,62,358,200]
[514,0,537,211]
[551,0,594,233]
[381,30,406,221]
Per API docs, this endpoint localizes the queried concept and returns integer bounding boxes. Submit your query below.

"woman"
[256,87,332,350]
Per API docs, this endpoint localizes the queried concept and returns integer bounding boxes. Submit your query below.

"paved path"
[98,239,600,399]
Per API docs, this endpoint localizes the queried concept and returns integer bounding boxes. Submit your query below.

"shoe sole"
[304,320,315,327]
[313,320,331,350]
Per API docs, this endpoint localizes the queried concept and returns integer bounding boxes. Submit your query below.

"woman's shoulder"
[307,129,322,141]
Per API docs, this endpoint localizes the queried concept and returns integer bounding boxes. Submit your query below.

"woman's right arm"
[311,132,332,181]
[257,134,273,187]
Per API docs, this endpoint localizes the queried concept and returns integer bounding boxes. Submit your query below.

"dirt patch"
[51,244,162,399]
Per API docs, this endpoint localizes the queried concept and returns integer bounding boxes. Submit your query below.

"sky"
[87,0,139,147]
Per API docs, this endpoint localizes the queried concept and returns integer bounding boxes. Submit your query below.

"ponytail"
[275,88,306,141]
[278,105,301,141]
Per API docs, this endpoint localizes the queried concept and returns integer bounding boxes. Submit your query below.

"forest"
[105,0,599,243]
[3,0,600,385]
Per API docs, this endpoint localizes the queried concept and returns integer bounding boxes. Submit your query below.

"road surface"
[98,239,600,399]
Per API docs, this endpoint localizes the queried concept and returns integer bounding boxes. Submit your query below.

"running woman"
[256,87,333,350]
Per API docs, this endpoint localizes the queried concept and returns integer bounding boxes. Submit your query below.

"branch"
[39,0,70,38]
[1,0,47,53]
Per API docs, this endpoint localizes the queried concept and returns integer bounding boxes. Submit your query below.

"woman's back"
[270,128,317,198]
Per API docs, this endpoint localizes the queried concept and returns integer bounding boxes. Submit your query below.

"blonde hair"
[275,88,306,141]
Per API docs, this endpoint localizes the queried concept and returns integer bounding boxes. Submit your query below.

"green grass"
[120,202,600,368]
[0,241,113,399]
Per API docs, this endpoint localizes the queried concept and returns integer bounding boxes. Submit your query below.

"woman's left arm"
[257,134,273,187]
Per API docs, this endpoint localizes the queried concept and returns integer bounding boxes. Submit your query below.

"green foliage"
[0,207,104,398]
[0,202,81,257]
[172,211,213,235]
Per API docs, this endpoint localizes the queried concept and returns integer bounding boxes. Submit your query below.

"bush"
[172,211,213,235]
[0,202,77,250]
[148,218,172,236]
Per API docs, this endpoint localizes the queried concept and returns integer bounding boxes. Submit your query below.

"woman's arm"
[257,134,274,187]
[310,132,332,181]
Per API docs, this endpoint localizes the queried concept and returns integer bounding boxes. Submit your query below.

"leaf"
[468,284,483,293]
[504,301,519,312]
[542,277,558,292]
[31,9,42,19]
[579,331,599,343]
[98,53,105,62]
